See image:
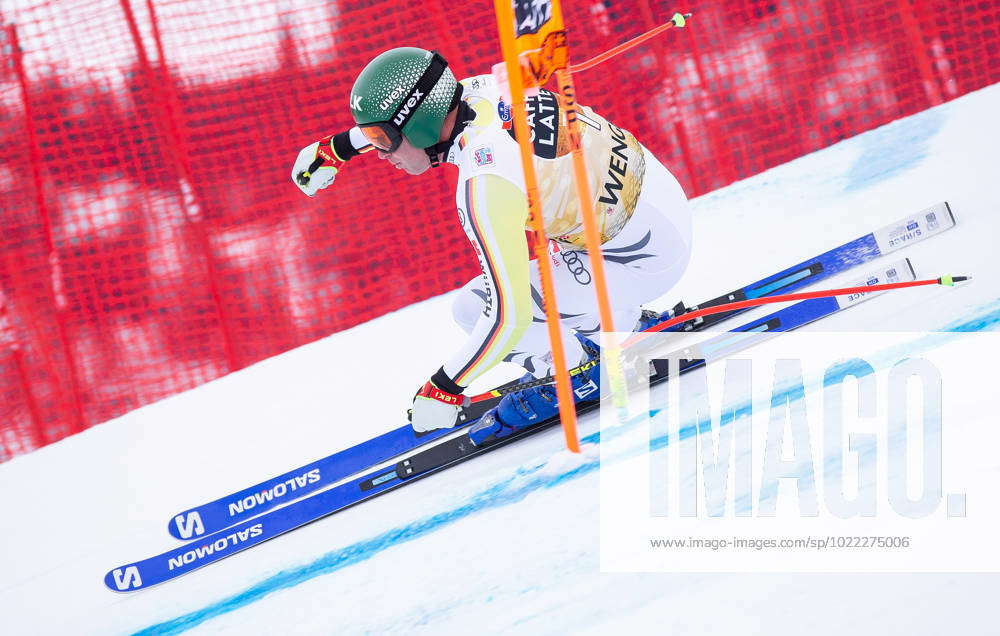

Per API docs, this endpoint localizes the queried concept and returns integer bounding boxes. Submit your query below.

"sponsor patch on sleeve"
[498,100,513,129]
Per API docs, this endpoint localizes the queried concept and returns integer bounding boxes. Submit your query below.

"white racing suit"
[442,74,692,384]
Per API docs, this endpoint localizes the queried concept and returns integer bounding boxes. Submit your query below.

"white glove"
[410,380,468,432]
[291,137,339,197]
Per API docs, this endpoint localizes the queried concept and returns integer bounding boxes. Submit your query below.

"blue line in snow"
[136,297,1000,635]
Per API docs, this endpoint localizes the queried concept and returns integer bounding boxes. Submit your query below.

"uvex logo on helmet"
[392,88,425,126]
[379,85,407,110]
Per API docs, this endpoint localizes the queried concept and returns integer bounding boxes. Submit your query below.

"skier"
[292,47,692,445]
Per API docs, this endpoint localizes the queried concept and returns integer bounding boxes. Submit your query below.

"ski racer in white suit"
[292,47,691,445]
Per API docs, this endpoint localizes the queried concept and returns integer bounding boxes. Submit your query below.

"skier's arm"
[441,173,534,388]
[291,127,374,196]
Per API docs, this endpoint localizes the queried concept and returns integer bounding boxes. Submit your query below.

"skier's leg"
[499,146,692,372]
[563,145,692,336]
[452,273,589,379]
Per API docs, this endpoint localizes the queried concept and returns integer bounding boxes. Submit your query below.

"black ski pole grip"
[296,156,325,186]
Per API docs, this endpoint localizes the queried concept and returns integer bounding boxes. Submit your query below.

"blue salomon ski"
[164,202,954,541]
[107,257,917,591]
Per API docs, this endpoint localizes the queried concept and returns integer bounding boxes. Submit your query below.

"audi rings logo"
[560,250,591,285]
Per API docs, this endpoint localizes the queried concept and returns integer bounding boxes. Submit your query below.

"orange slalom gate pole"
[555,12,689,411]
[554,67,628,408]
[494,0,580,452]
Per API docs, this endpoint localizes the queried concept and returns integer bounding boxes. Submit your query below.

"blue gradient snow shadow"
[136,298,1000,636]
[844,109,944,191]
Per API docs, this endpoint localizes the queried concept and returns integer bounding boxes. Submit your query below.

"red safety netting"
[1,0,997,460]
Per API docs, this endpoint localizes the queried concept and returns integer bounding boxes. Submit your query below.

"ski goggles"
[358,121,403,153]
[357,51,449,153]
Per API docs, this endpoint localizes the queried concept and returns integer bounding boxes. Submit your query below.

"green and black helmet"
[350,47,461,157]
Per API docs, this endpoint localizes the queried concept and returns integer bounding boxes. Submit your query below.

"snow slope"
[1,82,999,635]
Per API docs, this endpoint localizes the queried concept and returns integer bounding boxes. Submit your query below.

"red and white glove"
[291,134,342,197]
[410,378,469,433]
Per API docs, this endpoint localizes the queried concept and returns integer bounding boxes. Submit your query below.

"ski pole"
[464,274,971,404]
[629,275,970,343]
[568,12,691,74]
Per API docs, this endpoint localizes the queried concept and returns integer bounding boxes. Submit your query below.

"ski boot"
[468,351,601,447]
[635,308,664,332]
